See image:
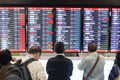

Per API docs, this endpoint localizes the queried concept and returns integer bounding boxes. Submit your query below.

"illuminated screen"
[56,8,81,52]
[28,7,53,52]
[83,8,109,52]
[0,7,25,52]
[111,8,120,52]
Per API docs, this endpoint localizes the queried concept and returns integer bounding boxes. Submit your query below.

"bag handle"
[84,55,99,80]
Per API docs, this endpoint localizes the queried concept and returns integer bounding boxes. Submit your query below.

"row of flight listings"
[0,7,120,53]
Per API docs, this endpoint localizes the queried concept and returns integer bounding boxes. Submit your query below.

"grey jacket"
[78,52,105,80]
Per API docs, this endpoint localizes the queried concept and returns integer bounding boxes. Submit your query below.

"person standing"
[21,46,47,80]
[0,49,12,80]
[46,42,73,80]
[78,42,105,80]
[108,52,120,80]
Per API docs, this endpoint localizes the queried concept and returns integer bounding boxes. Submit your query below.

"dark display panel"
[111,8,120,52]
[0,7,25,52]
[83,8,109,52]
[28,7,53,52]
[1,0,120,7]
[56,8,81,52]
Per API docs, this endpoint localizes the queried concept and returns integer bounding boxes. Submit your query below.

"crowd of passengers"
[0,42,119,80]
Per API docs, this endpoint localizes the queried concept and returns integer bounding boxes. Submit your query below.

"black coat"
[46,55,73,80]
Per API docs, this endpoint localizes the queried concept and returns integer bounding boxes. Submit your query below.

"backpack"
[115,65,120,80]
[6,58,36,80]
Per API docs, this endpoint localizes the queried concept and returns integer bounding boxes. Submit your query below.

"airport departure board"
[56,8,81,52]
[83,8,109,52]
[0,7,25,52]
[28,7,53,52]
[111,8,120,52]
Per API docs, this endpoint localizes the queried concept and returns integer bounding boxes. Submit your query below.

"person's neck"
[89,51,96,53]
[28,54,34,57]
[27,54,37,59]
[57,53,64,56]
[27,54,40,60]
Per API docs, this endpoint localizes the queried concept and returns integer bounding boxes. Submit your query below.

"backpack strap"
[22,58,37,80]
[23,58,37,66]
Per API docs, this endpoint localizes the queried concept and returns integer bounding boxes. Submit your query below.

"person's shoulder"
[28,61,45,71]
[30,60,43,67]
[83,56,91,62]
[84,54,92,60]
[111,64,117,71]
[64,57,72,62]
[99,54,105,59]
[48,57,56,61]
[65,57,71,60]
[83,53,97,61]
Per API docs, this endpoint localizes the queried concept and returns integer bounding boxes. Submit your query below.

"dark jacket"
[108,64,120,80]
[0,63,10,80]
[46,55,73,80]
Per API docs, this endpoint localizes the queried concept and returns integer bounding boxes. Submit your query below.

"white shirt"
[22,55,47,80]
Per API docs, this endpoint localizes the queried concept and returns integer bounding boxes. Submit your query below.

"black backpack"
[6,58,36,80]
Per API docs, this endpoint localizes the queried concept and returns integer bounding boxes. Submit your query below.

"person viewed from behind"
[0,49,12,80]
[108,52,120,80]
[22,46,46,80]
[46,42,73,80]
[78,42,105,80]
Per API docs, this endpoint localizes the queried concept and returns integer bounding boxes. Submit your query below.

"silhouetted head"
[88,42,97,52]
[28,46,41,60]
[54,42,65,54]
[0,49,12,65]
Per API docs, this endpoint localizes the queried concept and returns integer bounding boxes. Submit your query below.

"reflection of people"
[46,42,73,80]
[78,42,105,80]
[108,52,120,80]
[22,46,47,80]
[0,49,12,80]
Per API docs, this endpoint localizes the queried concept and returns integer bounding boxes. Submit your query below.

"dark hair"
[28,46,41,54]
[0,49,12,65]
[54,42,65,54]
[88,42,97,52]
[114,52,120,66]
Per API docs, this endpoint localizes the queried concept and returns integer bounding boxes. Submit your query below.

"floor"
[39,57,114,80]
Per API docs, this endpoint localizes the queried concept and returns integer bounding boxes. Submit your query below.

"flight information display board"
[28,7,53,52]
[111,8,120,52]
[56,8,81,52]
[0,7,25,52]
[83,8,109,52]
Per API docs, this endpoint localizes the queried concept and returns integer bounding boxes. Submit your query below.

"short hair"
[88,42,97,52]
[28,46,41,54]
[54,42,65,54]
[0,49,12,65]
